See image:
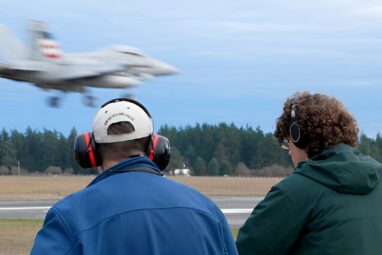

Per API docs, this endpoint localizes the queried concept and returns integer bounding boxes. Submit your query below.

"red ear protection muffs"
[73,98,171,170]
[74,131,101,169]
[148,135,171,170]
[73,132,171,170]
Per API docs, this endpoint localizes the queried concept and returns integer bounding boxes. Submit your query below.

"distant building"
[174,168,191,176]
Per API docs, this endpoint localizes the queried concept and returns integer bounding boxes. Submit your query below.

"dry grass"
[0,175,282,200]
[0,176,94,200]
[170,176,281,196]
[0,219,238,255]
[0,219,42,255]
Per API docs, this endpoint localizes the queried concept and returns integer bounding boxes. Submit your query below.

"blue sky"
[1,0,382,137]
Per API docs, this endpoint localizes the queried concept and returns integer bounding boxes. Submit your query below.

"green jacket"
[236,144,382,255]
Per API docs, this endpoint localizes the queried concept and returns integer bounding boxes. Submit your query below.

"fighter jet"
[0,21,178,107]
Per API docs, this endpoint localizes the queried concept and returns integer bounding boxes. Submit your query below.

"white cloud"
[345,80,382,87]
[350,5,382,18]
[210,21,309,33]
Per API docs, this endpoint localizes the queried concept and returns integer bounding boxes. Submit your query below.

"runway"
[0,196,262,228]
[211,196,262,227]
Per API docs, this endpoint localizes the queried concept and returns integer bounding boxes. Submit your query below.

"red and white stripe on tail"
[38,38,61,59]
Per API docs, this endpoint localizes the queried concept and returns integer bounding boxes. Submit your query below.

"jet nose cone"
[160,63,180,75]
[155,61,179,75]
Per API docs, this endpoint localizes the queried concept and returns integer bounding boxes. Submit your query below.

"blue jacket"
[31,156,237,255]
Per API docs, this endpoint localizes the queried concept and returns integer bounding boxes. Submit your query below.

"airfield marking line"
[221,209,253,214]
[0,207,51,211]
[0,207,253,214]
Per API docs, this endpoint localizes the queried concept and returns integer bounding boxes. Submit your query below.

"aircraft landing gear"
[121,92,134,99]
[47,96,61,108]
[83,95,97,107]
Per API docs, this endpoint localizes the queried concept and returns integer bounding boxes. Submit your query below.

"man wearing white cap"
[31,98,238,255]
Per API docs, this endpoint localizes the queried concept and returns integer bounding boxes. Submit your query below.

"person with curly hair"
[236,92,382,255]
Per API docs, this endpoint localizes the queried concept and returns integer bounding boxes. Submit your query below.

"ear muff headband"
[84,132,97,168]
[289,100,300,142]
[149,135,160,161]
[101,98,152,119]
[288,98,307,149]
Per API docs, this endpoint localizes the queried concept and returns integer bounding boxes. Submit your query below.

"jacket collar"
[295,144,382,194]
[88,156,161,187]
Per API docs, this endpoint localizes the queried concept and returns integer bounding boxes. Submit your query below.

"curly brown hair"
[274,92,359,158]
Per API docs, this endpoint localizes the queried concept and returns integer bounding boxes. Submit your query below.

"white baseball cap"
[92,99,153,143]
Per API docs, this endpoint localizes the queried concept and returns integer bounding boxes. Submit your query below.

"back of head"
[274,91,359,158]
[92,98,153,163]
[97,122,151,163]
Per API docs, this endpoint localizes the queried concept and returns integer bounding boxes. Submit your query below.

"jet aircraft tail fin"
[28,20,63,61]
[0,24,28,62]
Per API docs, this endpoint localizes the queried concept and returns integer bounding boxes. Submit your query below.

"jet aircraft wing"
[0,61,44,72]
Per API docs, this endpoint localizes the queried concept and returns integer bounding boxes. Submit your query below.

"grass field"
[0,175,281,200]
[0,219,239,255]
[0,219,42,255]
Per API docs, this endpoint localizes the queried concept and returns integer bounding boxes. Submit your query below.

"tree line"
[0,125,381,176]
[159,123,292,176]
[0,127,83,175]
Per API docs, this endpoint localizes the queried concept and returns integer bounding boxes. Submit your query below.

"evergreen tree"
[184,144,197,166]
[193,156,207,176]
[359,133,372,156]
[235,162,251,176]
[10,130,25,165]
[67,128,80,174]
[1,129,10,141]
[207,157,219,176]
[0,139,17,175]
[166,146,185,172]
[219,160,233,176]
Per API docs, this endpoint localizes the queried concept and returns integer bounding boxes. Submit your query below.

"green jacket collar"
[295,144,382,194]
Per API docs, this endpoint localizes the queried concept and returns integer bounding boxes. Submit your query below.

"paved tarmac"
[0,196,263,228]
